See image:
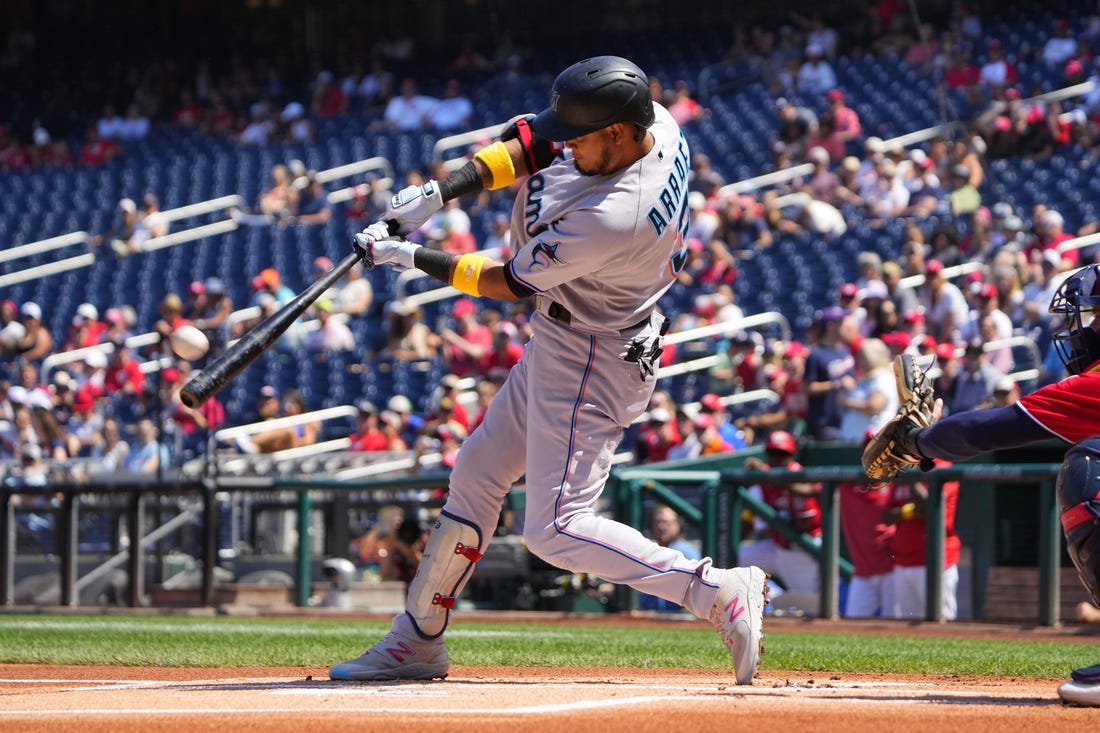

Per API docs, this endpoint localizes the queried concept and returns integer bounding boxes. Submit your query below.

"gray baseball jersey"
[442,104,728,620]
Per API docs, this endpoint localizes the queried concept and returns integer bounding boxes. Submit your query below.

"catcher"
[862,262,1100,707]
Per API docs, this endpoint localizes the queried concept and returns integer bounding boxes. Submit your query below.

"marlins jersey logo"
[530,241,564,269]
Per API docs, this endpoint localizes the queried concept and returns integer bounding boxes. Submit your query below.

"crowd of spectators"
[7,6,1100,593]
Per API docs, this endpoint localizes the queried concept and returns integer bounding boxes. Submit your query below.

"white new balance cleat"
[710,566,767,685]
[1059,663,1100,707]
[329,629,449,681]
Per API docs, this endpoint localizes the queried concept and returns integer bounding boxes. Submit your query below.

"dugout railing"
[1,461,1067,625]
[610,462,1066,624]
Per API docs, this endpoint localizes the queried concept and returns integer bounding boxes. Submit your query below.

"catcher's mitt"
[861,354,937,481]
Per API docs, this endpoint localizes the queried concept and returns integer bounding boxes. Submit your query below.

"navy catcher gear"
[1056,437,1100,605]
[532,56,655,141]
[1049,263,1100,375]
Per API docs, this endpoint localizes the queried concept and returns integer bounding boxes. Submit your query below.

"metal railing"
[612,462,1064,624]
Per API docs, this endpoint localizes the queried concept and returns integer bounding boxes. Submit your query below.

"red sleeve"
[1018,368,1100,443]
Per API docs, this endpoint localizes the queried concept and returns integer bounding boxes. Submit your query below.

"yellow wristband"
[453,253,489,296]
[474,142,516,190]
[900,503,916,521]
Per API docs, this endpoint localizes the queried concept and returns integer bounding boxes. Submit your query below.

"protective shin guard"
[405,511,485,639]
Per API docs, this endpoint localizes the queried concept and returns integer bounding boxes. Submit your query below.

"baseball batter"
[330,56,766,684]
[863,263,1100,706]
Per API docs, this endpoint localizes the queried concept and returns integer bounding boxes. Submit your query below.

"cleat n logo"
[381,641,415,662]
[724,594,745,623]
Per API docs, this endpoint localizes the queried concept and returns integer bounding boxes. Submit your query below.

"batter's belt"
[535,296,655,335]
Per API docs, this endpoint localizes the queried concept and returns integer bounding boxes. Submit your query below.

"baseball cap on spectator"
[951,164,971,179]
[27,389,51,412]
[22,443,42,462]
[451,299,476,319]
[765,430,797,454]
[994,376,1016,394]
[692,413,716,430]
[700,393,724,412]
[839,282,860,299]
[188,281,205,296]
[935,343,958,361]
[105,307,125,325]
[313,256,333,271]
[806,43,824,57]
[84,350,108,369]
[1040,210,1064,229]
[841,156,860,173]
[388,394,413,414]
[925,259,945,275]
[77,303,98,321]
[251,275,265,291]
[826,88,844,102]
[688,191,706,211]
[257,293,277,309]
[204,277,226,295]
[762,364,783,381]
[7,386,28,405]
[20,302,42,320]
[1004,87,1021,101]
[903,309,925,325]
[119,198,137,213]
[161,367,181,383]
[52,371,72,392]
[315,298,334,313]
[356,399,377,415]
[281,101,305,121]
[259,268,280,288]
[978,282,998,300]
[648,407,671,424]
[1042,249,1062,268]
[440,374,461,390]
[260,385,279,399]
[880,331,911,354]
[860,280,888,300]
[808,146,829,164]
[817,305,846,323]
[784,340,807,359]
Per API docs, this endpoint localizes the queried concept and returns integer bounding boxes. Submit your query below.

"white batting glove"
[385,181,444,234]
[353,222,419,271]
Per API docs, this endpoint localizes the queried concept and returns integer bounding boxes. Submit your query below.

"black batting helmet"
[532,56,655,141]
[1056,437,1100,605]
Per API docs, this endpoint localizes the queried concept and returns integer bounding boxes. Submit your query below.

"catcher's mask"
[1056,437,1100,605]
[1050,263,1100,375]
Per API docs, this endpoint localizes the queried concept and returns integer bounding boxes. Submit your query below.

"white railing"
[213,405,359,442]
[39,331,164,384]
[0,231,91,264]
[664,311,791,345]
[432,119,519,172]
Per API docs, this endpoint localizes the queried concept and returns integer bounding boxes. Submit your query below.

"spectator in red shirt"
[433,374,470,433]
[1024,209,1078,270]
[943,48,980,90]
[78,125,122,166]
[62,303,108,352]
[0,126,31,171]
[838,431,897,617]
[104,338,144,396]
[883,461,961,620]
[484,325,524,376]
[633,407,682,463]
[739,430,823,613]
[311,70,348,118]
[824,89,861,147]
[349,400,390,452]
[441,298,492,378]
[165,364,225,457]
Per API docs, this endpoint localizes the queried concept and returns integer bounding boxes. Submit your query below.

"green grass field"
[0,614,1093,677]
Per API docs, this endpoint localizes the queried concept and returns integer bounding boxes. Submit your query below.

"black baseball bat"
[179,252,359,408]
[179,221,398,408]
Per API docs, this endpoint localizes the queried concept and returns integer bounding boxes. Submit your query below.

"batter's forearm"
[917,404,1054,462]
